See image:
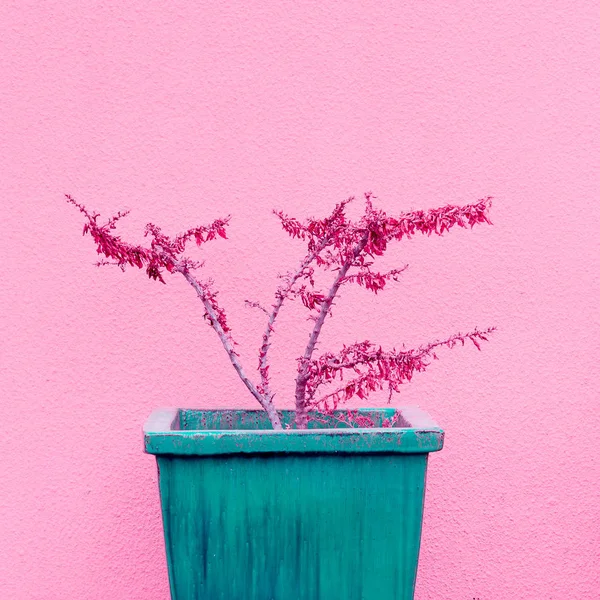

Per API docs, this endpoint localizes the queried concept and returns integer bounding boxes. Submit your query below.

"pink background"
[2,1,599,598]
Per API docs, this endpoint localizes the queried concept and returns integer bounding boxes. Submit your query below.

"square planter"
[144,407,443,600]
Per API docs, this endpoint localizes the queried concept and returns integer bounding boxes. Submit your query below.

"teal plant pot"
[144,407,443,600]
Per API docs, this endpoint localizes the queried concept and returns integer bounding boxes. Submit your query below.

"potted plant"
[68,193,493,600]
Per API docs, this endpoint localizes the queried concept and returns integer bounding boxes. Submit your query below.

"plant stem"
[179,269,283,430]
[294,237,368,428]
[258,249,322,407]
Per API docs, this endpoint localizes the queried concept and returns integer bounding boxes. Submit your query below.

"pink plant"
[67,193,494,430]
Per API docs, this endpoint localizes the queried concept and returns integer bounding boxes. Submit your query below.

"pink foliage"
[66,194,232,332]
[304,329,496,413]
[275,194,491,269]
[68,193,494,430]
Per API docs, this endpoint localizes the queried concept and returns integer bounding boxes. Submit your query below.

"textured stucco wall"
[2,2,599,598]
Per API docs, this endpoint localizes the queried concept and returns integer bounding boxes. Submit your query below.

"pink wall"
[2,1,599,598]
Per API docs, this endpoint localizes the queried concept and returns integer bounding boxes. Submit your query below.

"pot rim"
[144,407,444,456]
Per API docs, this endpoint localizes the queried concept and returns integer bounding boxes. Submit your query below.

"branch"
[66,194,230,284]
[257,200,356,408]
[274,197,355,267]
[178,267,282,430]
[274,197,353,245]
[245,300,270,317]
[68,195,282,430]
[306,327,496,412]
[358,196,493,258]
[290,195,493,426]
[294,236,369,427]
[341,265,409,293]
[95,260,126,270]
[256,246,326,405]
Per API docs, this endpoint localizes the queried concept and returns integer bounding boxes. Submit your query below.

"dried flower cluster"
[68,193,494,430]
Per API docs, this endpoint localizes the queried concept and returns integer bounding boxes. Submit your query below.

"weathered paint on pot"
[144,407,443,600]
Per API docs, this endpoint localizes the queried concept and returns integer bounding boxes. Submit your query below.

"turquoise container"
[144,407,443,600]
